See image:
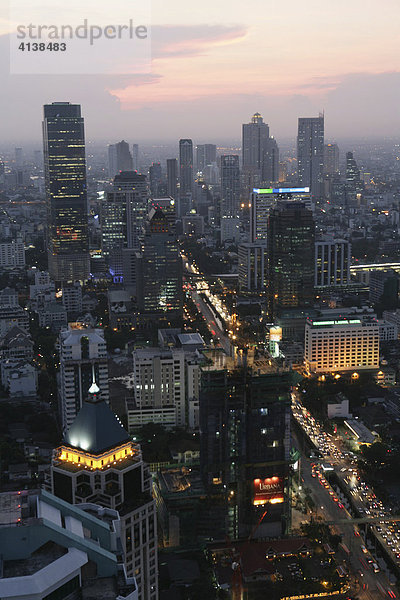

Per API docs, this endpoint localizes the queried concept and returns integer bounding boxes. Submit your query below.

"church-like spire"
[88,364,100,401]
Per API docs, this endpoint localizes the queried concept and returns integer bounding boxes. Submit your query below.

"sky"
[1,0,400,144]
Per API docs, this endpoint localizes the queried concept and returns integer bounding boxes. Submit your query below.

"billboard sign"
[253,477,284,505]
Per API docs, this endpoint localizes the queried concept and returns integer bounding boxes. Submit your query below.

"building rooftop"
[64,399,131,454]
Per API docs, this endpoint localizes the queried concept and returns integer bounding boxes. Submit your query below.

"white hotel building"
[304,318,379,374]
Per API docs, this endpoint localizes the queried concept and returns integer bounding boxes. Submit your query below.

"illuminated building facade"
[297,116,324,200]
[59,326,109,431]
[304,318,380,373]
[267,201,315,318]
[43,102,90,283]
[238,242,267,292]
[324,143,339,175]
[199,351,293,539]
[136,203,182,318]
[51,388,158,600]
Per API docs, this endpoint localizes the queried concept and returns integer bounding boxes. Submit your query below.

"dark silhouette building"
[267,201,315,318]
[43,102,90,283]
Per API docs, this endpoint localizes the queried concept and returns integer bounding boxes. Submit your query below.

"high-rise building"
[108,140,133,178]
[15,147,23,167]
[262,137,279,184]
[297,115,324,200]
[166,158,178,198]
[238,243,267,291]
[59,325,109,430]
[315,239,351,287]
[136,203,182,317]
[242,112,270,172]
[250,187,312,244]
[43,102,90,283]
[132,143,139,170]
[324,143,339,175]
[149,162,162,197]
[128,346,201,430]
[196,144,217,171]
[220,155,240,218]
[101,171,148,282]
[51,387,158,600]
[369,269,400,306]
[267,201,315,317]
[179,139,193,195]
[200,350,293,539]
[346,151,363,198]
[304,318,379,373]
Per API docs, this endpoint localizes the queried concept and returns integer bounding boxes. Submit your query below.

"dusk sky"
[1,0,399,143]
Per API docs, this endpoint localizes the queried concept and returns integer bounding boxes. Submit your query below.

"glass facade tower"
[43,102,89,283]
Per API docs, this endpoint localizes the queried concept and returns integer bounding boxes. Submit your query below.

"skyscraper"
[346,151,363,195]
[196,144,217,171]
[51,385,158,600]
[179,139,193,195]
[101,171,148,283]
[149,162,162,197]
[166,158,178,198]
[297,115,324,200]
[200,350,293,539]
[43,102,90,283]
[242,112,270,172]
[315,239,351,288]
[324,143,340,175]
[132,143,139,170]
[108,140,133,178]
[220,154,240,218]
[267,201,315,317]
[136,202,182,317]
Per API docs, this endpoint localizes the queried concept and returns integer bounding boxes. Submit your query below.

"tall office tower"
[166,158,178,198]
[200,351,294,539]
[15,147,23,167]
[136,202,182,317]
[149,162,162,197]
[101,171,148,282]
[238,242,267,291]
[297,115,324,200]
[346,151,363,195]
[304,317,379,374]
[33,149,42,168]
[324,143,339,175]
[250,187,312,244]
[267,201,315,318]
[262,136,279,184]
[59,325,109,431]
[51,387,158,600]
[132,143,139,170]
[242,112,270,172]
[196,144,217,171]
[315,239,351,288]
[179,139,194,195]
[220,155,240,217]
[369,269,400,305]
[108,140,133,178]
[43,102,90,283]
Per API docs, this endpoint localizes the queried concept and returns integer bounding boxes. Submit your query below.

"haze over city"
[1,0,400,142]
